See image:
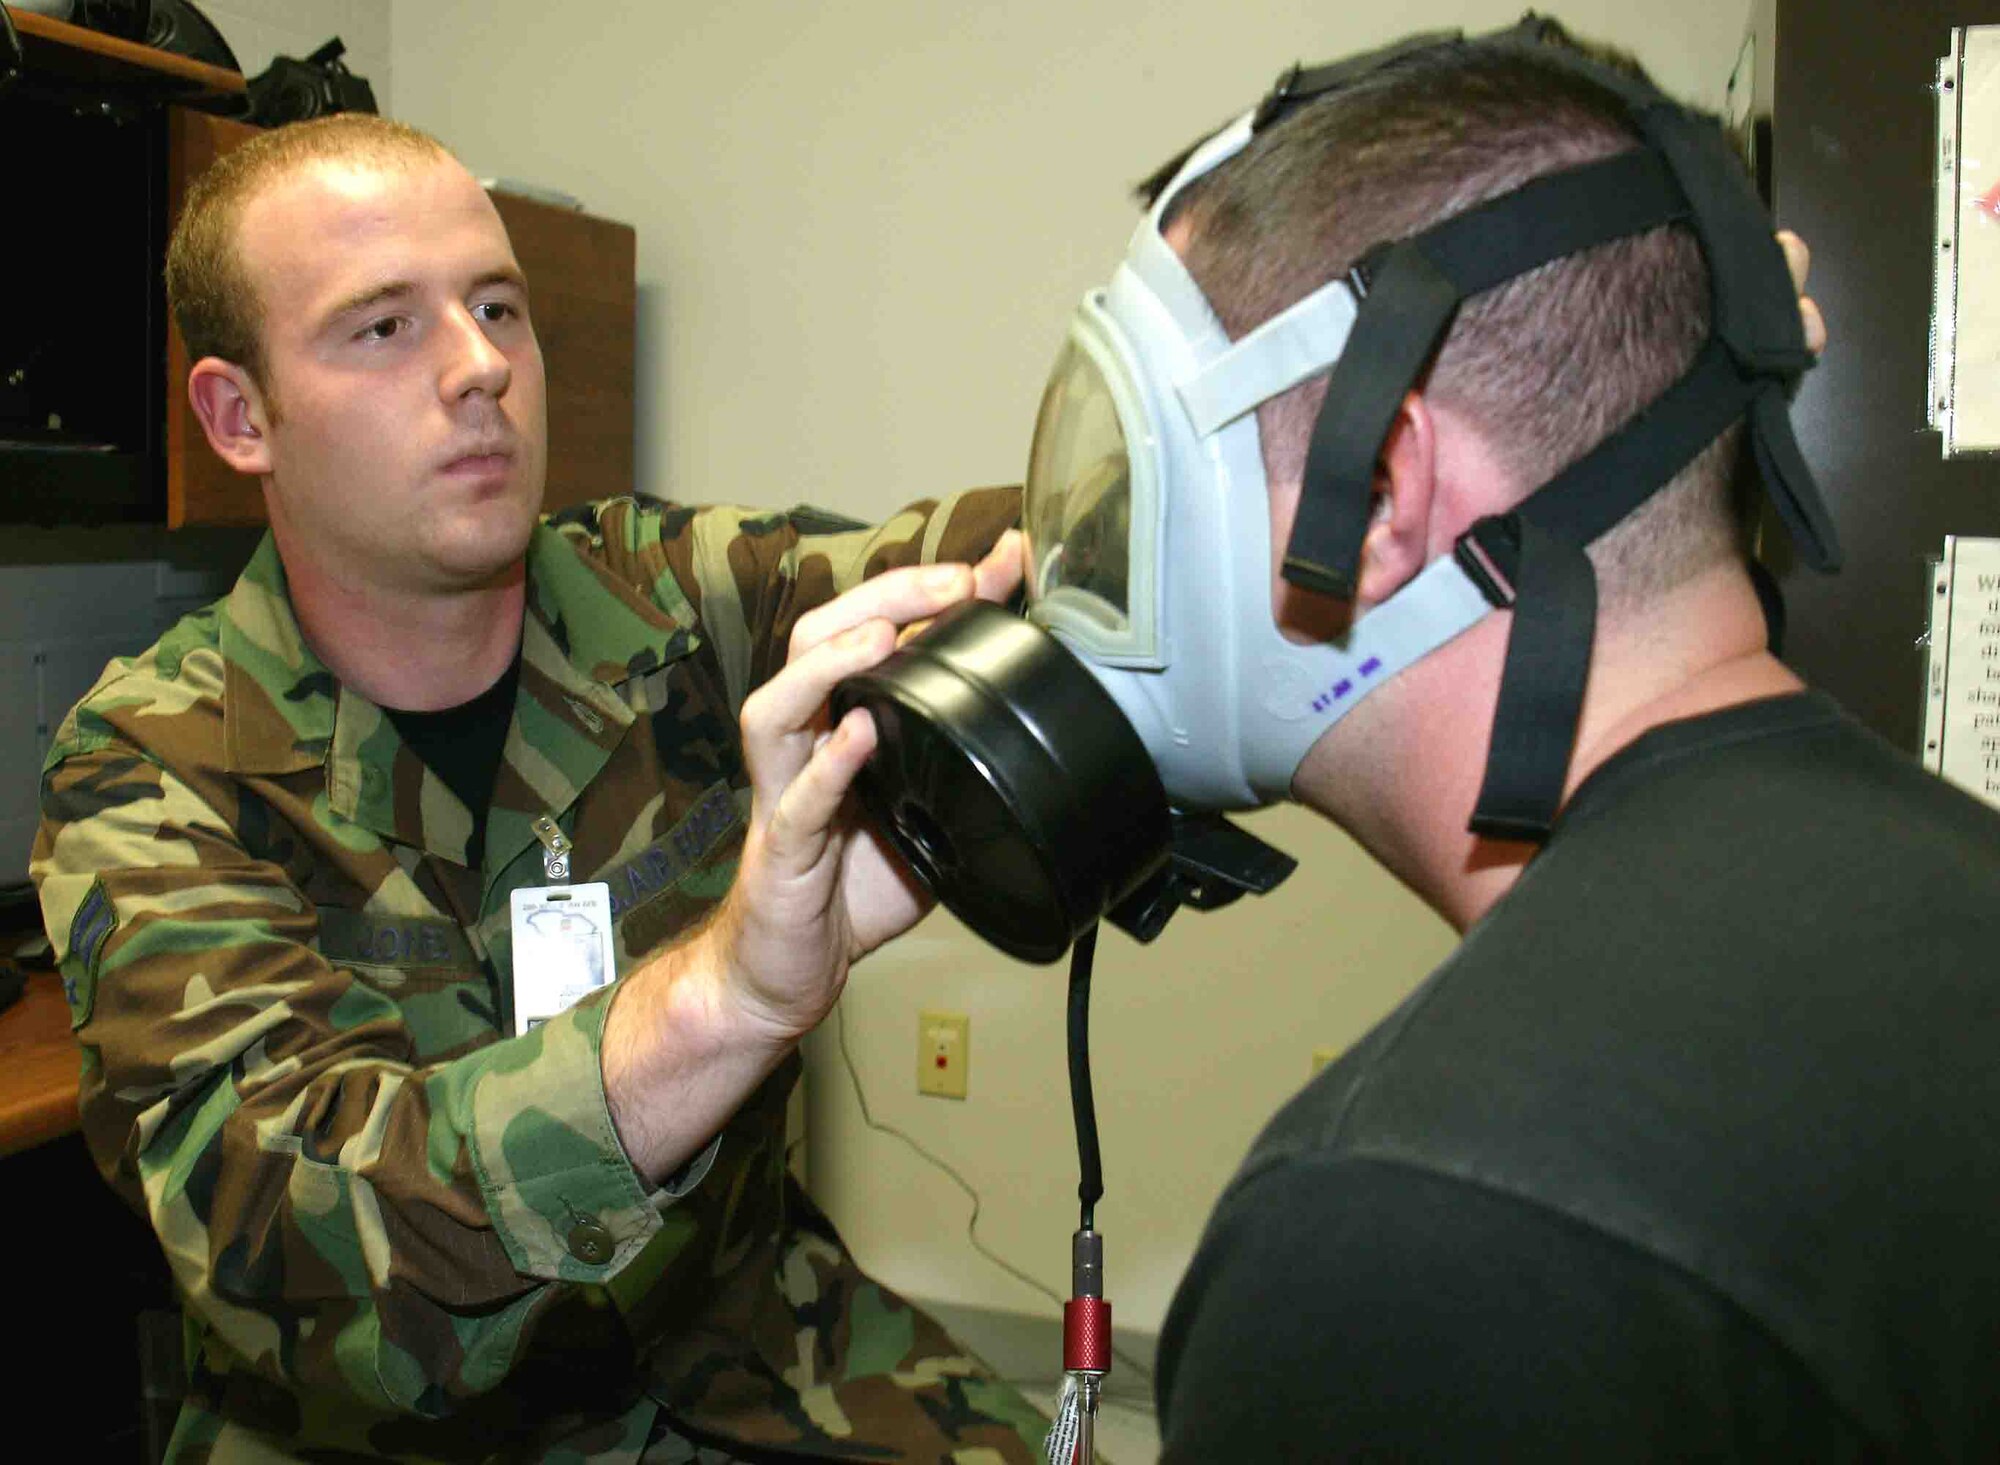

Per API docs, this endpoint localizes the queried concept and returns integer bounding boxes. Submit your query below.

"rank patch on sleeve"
[65,879,117,1023]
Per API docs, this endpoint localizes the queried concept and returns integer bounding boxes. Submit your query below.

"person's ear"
[187,358,274,477]
[1353,391,1438,609]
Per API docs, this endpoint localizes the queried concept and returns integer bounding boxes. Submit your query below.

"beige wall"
[390,0,1751,1335]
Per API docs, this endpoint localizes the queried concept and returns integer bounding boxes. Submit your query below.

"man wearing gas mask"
[840,19,2000,1459]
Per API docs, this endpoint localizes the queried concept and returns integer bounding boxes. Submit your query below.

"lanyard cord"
[1067,924,1103,1231]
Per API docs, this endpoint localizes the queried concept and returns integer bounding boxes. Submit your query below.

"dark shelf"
[0,444,159,524]
[2,67,169,528]
[12,9,244,113]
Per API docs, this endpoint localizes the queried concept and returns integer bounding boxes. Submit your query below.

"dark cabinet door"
[1768,0,2000,748]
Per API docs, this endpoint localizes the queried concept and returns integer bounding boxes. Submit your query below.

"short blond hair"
[165,114,453,383]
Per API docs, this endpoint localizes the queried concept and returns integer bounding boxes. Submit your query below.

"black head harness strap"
[1284,146,1689,597]
[1255,19,1840,843]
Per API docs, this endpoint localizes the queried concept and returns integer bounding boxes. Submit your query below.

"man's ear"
[187,358,274,477]
[1353,391,1438,610]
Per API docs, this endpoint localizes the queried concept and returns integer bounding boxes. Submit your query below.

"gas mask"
[833,17,1838,965]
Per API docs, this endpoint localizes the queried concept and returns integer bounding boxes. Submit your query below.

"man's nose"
[438,305,512,402]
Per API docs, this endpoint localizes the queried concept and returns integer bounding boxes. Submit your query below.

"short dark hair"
[1162,29,1747,615]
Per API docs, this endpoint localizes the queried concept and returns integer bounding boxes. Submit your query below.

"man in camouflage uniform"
[31,114,1043,1462]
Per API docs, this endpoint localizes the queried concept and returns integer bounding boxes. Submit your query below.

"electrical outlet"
[1311,1045,1340,1076]
[918,1011,970,1100]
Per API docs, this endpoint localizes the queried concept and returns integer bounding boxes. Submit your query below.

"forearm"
[593,488,1025,1179]
[600,902,802,1183]
[93,975,680,1410]
[37,762,671,1414]
[126,1054,549,1411]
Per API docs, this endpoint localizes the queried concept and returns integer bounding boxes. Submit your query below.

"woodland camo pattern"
[31,491,1042,1462]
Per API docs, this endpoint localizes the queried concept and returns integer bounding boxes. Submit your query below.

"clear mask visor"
[1025,341,1134,628]
[1023,308,1162,666]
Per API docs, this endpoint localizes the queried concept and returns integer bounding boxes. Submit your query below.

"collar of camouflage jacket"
[219,524,704,864]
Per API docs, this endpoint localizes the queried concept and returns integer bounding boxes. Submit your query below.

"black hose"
[1067,923,1102,1230]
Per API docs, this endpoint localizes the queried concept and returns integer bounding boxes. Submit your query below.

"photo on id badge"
[510,882,617,1034]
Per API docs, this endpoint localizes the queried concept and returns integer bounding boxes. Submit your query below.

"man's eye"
[358,317,405,342]
[472,301,518,324]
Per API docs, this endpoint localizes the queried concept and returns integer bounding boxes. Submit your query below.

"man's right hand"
[716,531,1022,1047]
[601,533,1022,1182]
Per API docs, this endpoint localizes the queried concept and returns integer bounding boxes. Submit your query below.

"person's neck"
[1303,560,1803,934]
[281,543,528,712]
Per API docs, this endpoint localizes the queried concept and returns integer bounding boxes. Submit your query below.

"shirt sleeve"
[32,739,669,1420]
[1155,1156,1876,1462]
[658,488,1020,715]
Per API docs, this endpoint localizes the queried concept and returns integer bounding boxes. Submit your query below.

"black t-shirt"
[1157,693,2000,1460]
[382,656,521,868]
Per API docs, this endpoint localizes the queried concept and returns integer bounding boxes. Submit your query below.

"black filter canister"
[830,600,1171,964]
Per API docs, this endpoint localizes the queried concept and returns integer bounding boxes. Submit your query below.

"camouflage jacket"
[31,492,1043,1463]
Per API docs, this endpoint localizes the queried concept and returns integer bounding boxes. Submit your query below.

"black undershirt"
[382,655,521,869]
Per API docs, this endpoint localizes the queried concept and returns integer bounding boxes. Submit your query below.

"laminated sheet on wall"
[1922,535,2000,812]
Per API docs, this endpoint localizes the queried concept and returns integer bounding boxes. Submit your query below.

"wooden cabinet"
[487,191,636,517]
[164,109,636,526]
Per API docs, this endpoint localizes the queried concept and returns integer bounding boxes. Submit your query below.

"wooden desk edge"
[0,972,83,1158]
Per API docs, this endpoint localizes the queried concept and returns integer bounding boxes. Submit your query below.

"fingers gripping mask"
[833,19,1834,964]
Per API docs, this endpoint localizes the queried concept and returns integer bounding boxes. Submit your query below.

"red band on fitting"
[1063,1296,1112,1374]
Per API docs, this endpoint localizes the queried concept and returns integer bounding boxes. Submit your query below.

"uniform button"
[567,1218,615,1265]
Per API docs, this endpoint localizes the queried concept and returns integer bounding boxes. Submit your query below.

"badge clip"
[532,814,572,883]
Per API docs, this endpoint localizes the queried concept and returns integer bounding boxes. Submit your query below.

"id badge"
[510,882,616,1035]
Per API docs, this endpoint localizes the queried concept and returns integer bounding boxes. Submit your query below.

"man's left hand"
[1778,229,1825,356]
